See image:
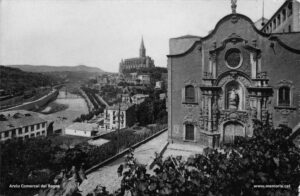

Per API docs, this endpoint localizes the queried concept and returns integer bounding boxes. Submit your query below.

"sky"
[0,0,286,72]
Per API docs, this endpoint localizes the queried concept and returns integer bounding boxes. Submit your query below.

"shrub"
[91,122,300,196]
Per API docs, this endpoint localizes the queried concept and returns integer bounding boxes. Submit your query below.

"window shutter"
[182,87,185,103]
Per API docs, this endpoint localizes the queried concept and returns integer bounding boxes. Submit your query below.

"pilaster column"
[257,92,262,120]
[207,93,213,132]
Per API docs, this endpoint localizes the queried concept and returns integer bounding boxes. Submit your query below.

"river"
[39,89,89,132]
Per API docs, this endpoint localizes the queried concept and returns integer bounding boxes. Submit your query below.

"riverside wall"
[0,90,59,112]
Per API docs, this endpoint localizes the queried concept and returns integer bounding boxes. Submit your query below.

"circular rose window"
[225,48,242,69]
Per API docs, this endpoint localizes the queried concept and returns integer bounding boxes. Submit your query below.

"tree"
[93,122,300,196]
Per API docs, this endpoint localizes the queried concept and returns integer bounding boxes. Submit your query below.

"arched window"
[185,85,195,103]
[278,86,290,106]
[185,124,195,141]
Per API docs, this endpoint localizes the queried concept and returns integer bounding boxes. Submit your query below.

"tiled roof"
[107,103,134,111]
[274,32,300,50]
[66,122,98,132]
[0,110,47,132]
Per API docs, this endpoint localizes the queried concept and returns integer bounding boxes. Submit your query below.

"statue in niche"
[251,107,257,119]
[228,88,239,110]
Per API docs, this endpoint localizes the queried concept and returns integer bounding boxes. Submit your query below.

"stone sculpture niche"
[225,81,243,110]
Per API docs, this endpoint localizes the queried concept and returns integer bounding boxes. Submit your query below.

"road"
[79,131,168,195]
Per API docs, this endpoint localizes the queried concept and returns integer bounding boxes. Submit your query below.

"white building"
[261,0,300,33]
[137,74,151,85]
[0,110,48,142]
[131,94,149,105]
[65,123,98,137]
[102,103,135,130]
[155,81,163,90]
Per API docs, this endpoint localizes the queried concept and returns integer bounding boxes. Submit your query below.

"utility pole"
[117,94,122,153]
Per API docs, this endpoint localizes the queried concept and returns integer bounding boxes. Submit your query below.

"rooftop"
[66,122,98,132]
[132,94,149,98]
[0,110,47,132]
[107,103,135,111]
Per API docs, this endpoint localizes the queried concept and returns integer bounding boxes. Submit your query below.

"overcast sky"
[0,0,286,72]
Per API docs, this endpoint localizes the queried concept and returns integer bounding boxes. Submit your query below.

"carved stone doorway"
[223,121,245,144]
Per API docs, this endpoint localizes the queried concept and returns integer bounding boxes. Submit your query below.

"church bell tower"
[139,37,146,58]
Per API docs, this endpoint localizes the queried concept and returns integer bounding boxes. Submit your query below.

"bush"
[0,124,167,195]
[91,122,300,196]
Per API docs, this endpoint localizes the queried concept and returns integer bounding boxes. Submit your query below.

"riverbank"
[39,90,89,132]
[0,90,59,112]
[39,102,69,114]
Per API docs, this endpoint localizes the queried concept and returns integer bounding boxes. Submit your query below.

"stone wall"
[0,90,59,112]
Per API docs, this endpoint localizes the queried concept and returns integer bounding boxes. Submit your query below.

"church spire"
[139,36,146,58]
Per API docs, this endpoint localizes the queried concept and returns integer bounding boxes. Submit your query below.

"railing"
[203,72,213,79]
[257,71,268,79]
[85,127,168,174]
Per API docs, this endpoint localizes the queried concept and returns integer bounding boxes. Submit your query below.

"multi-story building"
[137,74,151,85]
[119,38,155,74]
[261,0,300,33]
[167,1,300,148]
[0,110,48,142]
[102,103,135,130]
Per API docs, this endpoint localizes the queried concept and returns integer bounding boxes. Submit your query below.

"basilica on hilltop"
[167,0,300,148]
[119,38,155,74]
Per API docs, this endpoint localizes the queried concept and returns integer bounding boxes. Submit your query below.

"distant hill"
[0,66,62,94]
[7,65,105,73]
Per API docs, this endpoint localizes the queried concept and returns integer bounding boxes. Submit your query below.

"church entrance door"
[223,122,244,144]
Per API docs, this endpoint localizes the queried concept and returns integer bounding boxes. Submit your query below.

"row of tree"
[73,108,103,122]
[0,124,166,196]
[81,87,106,109]
[135,90,167,126]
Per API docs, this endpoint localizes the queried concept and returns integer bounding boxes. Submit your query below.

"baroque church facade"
[119,38,155,74]
[167,1,300,148]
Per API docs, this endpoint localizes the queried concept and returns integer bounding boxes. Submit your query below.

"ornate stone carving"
[227,33,242,44]
[228,88,240,110]
[217,73,251,88]
[219,110,248,125]
[184,79,198,86]
[204,72,213,79]
[229,71,238,79]
[277,80,293,87]
[257,72,268,79]
[218,74,234,87]
[236,75,251,87]
[251,107,257,119]
[212,41,217,49]
[231,15,240,24]
[231,0,237,14]
[252,39,257,47]
[209,53,217,62]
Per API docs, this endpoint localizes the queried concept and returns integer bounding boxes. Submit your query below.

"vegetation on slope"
[0,66,61,94]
